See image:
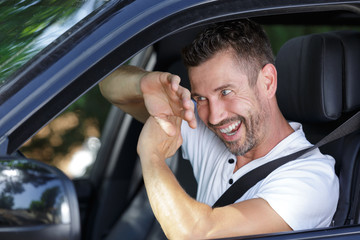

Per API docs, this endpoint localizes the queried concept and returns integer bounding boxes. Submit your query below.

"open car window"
[20,87,111,179]
[17,22,358,178]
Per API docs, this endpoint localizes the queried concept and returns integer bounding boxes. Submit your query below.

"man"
[99,19,339,239]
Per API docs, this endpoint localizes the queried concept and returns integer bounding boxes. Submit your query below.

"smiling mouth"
[219,120,241,136]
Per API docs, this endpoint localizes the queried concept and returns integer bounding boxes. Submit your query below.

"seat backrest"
[276,30,360,226]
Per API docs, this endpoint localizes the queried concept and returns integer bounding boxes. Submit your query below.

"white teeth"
[220,121,241,134]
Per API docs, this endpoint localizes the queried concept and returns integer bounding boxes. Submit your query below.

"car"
[1,0,360,239]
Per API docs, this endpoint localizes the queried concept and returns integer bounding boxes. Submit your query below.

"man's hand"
[100,66,196,135]
[140,71,196,136]
[137,116,183,162]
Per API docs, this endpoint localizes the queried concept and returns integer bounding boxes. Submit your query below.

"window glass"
[0,0,109,85]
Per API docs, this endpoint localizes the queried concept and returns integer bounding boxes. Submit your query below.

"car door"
[2,0,360,240]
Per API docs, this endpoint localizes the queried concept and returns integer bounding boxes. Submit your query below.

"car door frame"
[1,0,360,239]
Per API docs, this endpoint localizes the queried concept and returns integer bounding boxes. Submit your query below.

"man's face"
[189,50,268,156]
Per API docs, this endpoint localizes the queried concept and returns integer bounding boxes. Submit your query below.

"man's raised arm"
[137,116,292,240]
[99,65,196,136]
[99,65,149,123]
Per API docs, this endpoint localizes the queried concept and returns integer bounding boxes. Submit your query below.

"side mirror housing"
[0,157,80,240]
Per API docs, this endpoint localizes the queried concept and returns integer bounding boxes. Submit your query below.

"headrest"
[276,31,360,123]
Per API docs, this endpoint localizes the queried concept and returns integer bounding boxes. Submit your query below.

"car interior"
[77,13,360,240]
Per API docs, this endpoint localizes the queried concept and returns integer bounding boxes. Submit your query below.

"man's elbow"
[164,216,215,240]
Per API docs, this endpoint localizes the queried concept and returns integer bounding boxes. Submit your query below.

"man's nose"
[208,100,226,125]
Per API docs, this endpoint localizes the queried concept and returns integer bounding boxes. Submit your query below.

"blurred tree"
[0,0,91,84]
[40,186,60,210]
[0,192,14,210]
[29,200,45,212]
[30,186,59,211]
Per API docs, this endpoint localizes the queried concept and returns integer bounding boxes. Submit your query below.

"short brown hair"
[182,19,274,86]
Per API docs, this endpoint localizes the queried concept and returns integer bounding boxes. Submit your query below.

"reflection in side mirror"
[0,157,80,240]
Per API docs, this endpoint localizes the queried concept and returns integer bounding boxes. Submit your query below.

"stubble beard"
[224,89,266,156]
[226,114,260,156]
[210,113,262,156]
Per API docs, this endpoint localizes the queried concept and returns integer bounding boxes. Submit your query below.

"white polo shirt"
[180,112,339,231]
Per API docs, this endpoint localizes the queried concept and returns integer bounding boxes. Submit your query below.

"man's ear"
[259,63,277,98]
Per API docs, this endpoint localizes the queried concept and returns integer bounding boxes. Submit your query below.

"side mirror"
[0,157,80,240]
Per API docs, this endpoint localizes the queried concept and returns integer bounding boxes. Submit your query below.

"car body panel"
[1,0,360,239]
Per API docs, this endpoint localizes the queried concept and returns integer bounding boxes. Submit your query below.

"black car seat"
[275,30,360,226]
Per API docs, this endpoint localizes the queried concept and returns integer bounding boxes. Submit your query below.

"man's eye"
[197,96,206,101]
[221,89,232,96]
[194,96,206,103]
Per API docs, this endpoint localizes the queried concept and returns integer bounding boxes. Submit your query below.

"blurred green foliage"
[30,186,59,212]
[0,192,14,210]
[265,24,360,54]
[20,86,111,171]
[0,0,85,84]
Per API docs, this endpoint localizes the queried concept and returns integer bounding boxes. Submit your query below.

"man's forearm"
[99,65,147,105]
[141,157,213,240]
[141,157,292,239]
[99,65,149,123]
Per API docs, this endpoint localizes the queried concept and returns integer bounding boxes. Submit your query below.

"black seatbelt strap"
[212,110,360,208]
